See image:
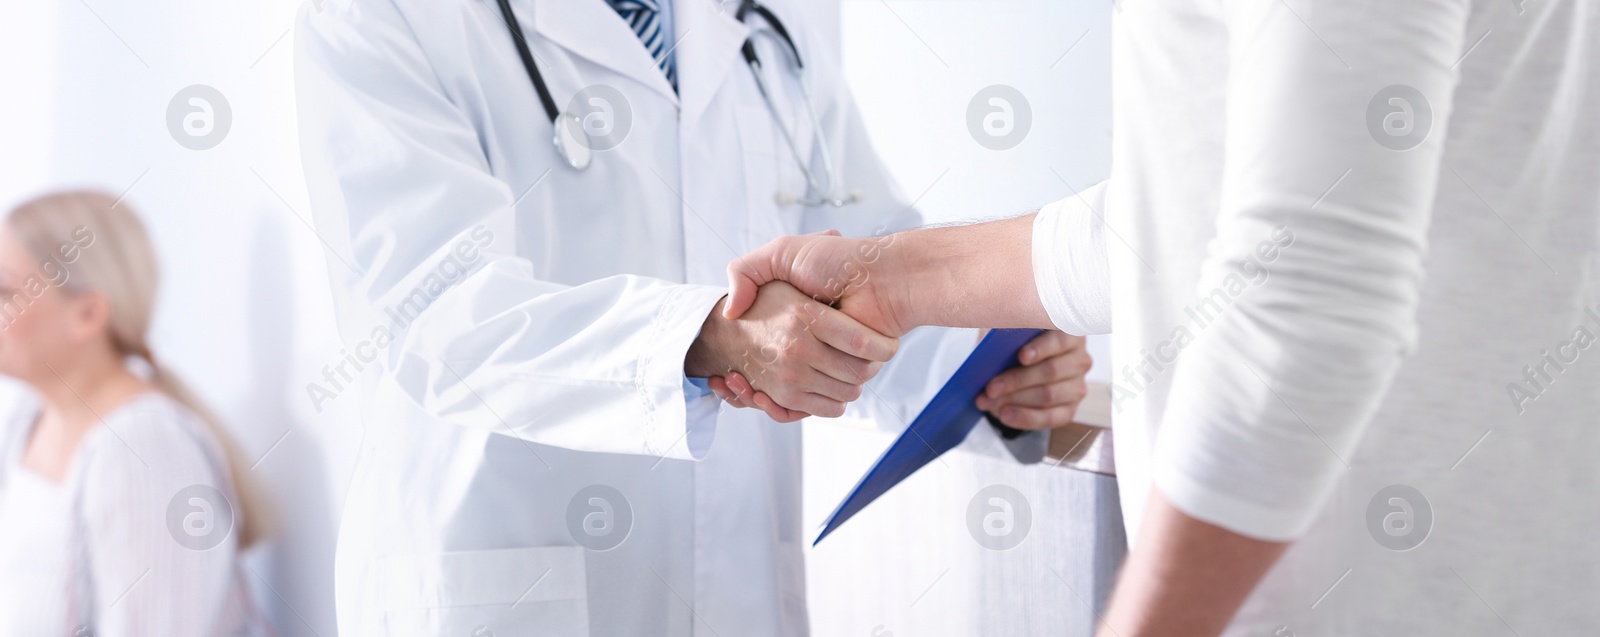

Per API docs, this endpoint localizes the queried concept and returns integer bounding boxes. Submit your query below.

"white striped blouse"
[0,392,265,636]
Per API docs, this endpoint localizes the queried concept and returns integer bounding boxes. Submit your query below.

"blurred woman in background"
[0,191,270,635]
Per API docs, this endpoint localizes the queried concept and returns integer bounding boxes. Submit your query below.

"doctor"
[294,0,1090,635]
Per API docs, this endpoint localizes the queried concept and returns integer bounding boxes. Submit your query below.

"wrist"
[870,230,929,333]
[685,296,736,377]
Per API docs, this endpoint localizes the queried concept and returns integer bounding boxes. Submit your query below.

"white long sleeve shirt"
[0,393,261,636]
[1035,0,1600,633]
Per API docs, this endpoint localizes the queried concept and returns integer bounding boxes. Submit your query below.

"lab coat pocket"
[376,546,590,637]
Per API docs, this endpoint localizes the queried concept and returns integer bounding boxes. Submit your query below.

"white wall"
[802,1,1116,635]
[836,0,1111,375]
[0,1,347,634]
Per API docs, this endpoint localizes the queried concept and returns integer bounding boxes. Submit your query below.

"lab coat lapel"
[675,0,750,127]
[531,0,678,103]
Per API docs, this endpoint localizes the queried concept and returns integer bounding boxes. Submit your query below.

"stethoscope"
[493,0,862,208]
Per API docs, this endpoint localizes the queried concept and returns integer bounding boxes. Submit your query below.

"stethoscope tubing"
[494,0,560,122]
[494,0,857,206]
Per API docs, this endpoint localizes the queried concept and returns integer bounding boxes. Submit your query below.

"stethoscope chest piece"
[553,113,592,170]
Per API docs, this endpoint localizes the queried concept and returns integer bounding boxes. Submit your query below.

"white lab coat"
[294,1,1029,635]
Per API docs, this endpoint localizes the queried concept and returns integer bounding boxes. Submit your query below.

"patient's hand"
[687,280,898,421]
[975,330,1092,430]
[723,231,909,338]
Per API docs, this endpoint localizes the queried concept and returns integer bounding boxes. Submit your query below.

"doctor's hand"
[685,280,899,422]
[976,330,1092,430]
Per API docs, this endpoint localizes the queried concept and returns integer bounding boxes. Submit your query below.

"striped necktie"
[607,0,677,91]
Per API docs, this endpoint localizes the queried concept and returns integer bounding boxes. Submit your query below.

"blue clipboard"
[814,328,1045,545]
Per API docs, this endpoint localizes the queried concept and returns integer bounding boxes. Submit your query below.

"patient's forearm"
[880,214,1055,331]
[1098,489,1290,637]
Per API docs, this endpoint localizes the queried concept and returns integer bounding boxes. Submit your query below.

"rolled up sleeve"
[1151,0,1470,540]
[1033,181,1113,336]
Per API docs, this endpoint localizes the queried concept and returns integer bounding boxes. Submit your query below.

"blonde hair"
[7,190,268,548]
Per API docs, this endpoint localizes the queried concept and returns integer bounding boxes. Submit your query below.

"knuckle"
[786,338,812,364]
[1012,410,1040,428]
[1044,383,1067,403]
[1070,379,1088,401]
[1051,355,1077,376]
[1053,406,1075,426]
[850,330,869,355]
[985,378,1004,397]
[865,360,885,379]
[781,328,803,352]
[1039,409,1064,427]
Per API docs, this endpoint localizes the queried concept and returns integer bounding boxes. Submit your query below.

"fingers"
[989,404,1078,431]
[725,233,815,320]
[717,260,891,420]
[708,375,731,400]
[755,390,845,420]
[808,303,899,363]
[718,370,851,421]
[750,392,808,422]
[978,378,1087,410]
[805,351,885,401]
[724,266,765,321]
[975,331,1092,423]
[983,347,1091,400]
[723,372,752,399]
[725,242,783,320]
[723,230,843,320]
[1017,330,1081,366]
[744,359,859,408]
[707,376,753,409]
[806,344,875,386]
[751,392,808,422]
[725,373,807,422]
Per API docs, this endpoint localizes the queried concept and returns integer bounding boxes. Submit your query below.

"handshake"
[685,229,1091,430]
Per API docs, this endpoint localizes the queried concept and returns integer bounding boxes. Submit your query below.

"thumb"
[723,232,837,319]
[724,238,787,319]
[724,261,765,320]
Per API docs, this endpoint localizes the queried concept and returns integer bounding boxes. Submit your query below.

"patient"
[718,0,1600,634]
[0,191,269,636]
